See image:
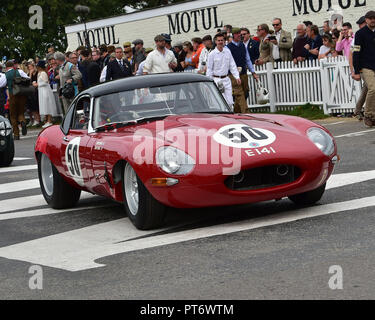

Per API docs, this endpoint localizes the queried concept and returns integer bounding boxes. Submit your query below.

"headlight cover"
[156,146,195,175]
[307,127,334,156]
[0,121,12,137]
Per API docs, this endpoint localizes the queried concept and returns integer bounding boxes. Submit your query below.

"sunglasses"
[272,23,280,26]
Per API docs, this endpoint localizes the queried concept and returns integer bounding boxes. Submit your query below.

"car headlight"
[156,146,195,175]
[0,120,12,137]
[307,127,334,156]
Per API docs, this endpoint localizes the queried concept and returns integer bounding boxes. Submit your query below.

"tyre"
[288,183,326,206]
[123,162,166,230]
[37,153,81,209]
[0,135,14,167]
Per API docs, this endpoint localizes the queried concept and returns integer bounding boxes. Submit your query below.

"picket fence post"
[319,59,329,115]
[266,62,276,112]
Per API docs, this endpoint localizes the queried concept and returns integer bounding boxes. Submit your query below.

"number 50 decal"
[213,124,276,149]
[65,137,84,186]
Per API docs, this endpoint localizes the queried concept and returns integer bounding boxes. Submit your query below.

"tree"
[0,0,184,61]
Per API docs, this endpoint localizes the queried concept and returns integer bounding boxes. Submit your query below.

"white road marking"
[322,121,345,126]
[326,169,375,190]
[334,128,375,138]
[0,179,39,194]
[0,192,99,214]
[0,203,112,222]
[0,195,374,272]
[0,165,37,174]
[13,157,32,161]
[0,218,165,271]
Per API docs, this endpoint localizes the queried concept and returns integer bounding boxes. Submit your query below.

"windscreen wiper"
[95,115,175,132]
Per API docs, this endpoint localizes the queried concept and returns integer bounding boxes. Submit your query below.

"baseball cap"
[356,16,366,25]
[231,27,241,34]
[123,41,131,47]
[161,33,172,42]
[145,48,153,54]
[365,10,375,19]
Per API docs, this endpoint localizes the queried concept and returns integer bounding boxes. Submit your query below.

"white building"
[65,0,371,50]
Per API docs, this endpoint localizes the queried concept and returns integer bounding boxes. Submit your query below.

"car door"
[60,95,92,189]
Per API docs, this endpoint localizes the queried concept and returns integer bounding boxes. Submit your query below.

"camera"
[268,36,276,41]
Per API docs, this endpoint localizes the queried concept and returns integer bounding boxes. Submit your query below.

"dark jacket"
[246,39,260,64]
[353,25,375,74]
[304,34,323,60]
[292,34,309,60]
[81,60,101,88]
[105,59,132,81]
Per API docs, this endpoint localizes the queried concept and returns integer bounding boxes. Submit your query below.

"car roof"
[83,73,213,98]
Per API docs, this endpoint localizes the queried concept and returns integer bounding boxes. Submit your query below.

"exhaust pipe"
[276,165,289,177]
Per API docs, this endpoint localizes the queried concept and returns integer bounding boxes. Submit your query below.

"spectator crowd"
[1,10,375,140]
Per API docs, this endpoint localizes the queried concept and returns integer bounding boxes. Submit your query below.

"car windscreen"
[92,81,230,128]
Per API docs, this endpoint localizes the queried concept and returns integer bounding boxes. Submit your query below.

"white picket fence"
[248,56,362,115]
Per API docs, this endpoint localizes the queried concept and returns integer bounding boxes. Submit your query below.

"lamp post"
[74,5,91,49]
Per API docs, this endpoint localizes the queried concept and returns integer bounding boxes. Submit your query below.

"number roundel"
[213,124,276,149]
[65,137,84,186]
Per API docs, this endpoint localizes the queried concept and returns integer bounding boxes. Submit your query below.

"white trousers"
[213,76,233,108]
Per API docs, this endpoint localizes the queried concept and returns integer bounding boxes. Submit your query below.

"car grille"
[225,165,302,191]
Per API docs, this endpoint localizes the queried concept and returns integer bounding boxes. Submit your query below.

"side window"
[72,97,91,130]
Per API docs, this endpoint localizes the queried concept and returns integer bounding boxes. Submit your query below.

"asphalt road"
[0,118,374,300]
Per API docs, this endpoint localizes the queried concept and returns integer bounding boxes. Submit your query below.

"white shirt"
[136,60,146,76]
[100,66,107,83]
[319,45,332,57]
[143,48,177,74]
[0,73,6,88]
[17,69,30,79]
[206,47,239,79]
[272,30,281,60]
[198,47,210,71]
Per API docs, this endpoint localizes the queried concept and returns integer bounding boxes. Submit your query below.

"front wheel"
[123,162,166,230]
[37,153,81,208]
[288,183,326,206]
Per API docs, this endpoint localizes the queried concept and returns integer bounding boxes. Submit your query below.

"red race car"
[35,74,338,230]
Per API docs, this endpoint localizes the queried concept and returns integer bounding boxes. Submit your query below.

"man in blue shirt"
[240,28,259,64]
[227,27,259,113]
[304,25,323,60]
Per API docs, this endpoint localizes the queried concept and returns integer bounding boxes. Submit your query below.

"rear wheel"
[123,162,166,230]
[0,136,14,167]
[288,183,326,206]
[37,153,81,208]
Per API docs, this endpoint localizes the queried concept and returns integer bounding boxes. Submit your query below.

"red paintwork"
[35,113,337,208]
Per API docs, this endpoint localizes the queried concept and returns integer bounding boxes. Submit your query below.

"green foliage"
[0,0,185,61]
[275,103,329,120]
